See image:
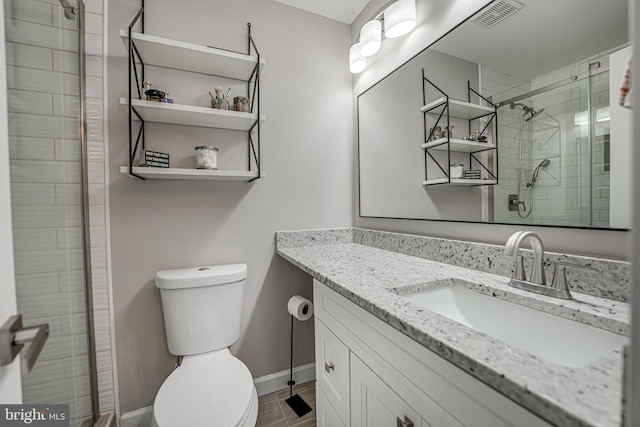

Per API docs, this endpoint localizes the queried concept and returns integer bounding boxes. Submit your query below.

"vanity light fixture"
[360,20,382,57]
[384,0,417,38]
[349,0,417,73]
[349,42,367,73]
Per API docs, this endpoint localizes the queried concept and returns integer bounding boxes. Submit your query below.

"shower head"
[525,108,545,121]
[538,158,551,168]
[510,102,544,121]
[528,158,551,187]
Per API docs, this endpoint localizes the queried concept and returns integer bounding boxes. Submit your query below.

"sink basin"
[403,285,627,368]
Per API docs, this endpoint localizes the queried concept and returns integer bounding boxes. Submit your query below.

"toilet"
[152,264,258,427]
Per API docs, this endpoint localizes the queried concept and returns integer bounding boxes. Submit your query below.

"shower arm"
[57,0,77,19]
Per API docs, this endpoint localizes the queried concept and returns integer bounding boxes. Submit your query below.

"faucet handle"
[551,262,597,298]
[513,255,526,281]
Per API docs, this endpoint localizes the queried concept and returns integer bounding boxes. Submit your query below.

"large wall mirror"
[358,0,630,229]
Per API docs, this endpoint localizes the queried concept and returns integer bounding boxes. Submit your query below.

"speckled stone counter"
[276,230,630,427]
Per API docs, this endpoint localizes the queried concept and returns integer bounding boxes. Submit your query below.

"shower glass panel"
[5,0,94,425]
[493,57,612,227]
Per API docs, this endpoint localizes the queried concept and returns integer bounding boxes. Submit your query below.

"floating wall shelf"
[422,178,497,186]
[421,97,495,120]
[120,98,265,131]
[120,30,266,80]
[120,166,267,181]
[421,138,496,152]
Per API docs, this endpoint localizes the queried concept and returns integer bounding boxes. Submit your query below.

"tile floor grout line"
[276,392,292,427]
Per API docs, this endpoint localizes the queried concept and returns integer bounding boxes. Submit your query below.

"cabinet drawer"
[317,384,347,427]
[315,318,350,425]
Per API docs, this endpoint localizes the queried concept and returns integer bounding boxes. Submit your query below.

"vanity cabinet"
[120,5,266,182]
[313,279,551,427]
[421,72,498,187]
[351,353,424,427]
[316,384,347,427]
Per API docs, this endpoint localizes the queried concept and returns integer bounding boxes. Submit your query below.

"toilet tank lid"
[155,263,247,289]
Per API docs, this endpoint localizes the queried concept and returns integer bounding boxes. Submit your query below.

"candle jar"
[195,146,219,170]
[450,163,464,179]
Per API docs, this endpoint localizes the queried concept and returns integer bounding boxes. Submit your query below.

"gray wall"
[108,0,353,413]
[352,0,630,260]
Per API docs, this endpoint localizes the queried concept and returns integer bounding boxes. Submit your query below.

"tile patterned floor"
[256,381,316,427]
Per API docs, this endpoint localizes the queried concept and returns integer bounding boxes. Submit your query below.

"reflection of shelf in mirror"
[422,138,496,152]
[121,98,266,130]
[422,178,497,186]
[421,97,495,119]
[120,166,267,181]
[120,30,266,79]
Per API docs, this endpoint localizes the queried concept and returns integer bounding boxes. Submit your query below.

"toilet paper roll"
[288,295,313,321]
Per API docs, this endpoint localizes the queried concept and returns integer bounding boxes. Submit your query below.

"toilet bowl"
[152,264,257,427]
[152,350,258,427]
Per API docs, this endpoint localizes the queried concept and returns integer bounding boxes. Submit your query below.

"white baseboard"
[119,363,316,426]
[120,406,153,427]
[254,362,316,396]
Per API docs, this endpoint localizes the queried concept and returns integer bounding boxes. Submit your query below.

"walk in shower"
[490,49,625,228]
[5,0,98,425]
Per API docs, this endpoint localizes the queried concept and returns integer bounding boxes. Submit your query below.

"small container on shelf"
[233,96,249,112]
[195,146,219,170]
[450,163,464,179]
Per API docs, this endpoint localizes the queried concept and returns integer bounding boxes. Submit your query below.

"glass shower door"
[4,0,95,425]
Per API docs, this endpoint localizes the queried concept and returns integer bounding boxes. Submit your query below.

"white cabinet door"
[315,319,350,425]
[0,0,22,404]
[317,384,347,427]
[351,353,421,427]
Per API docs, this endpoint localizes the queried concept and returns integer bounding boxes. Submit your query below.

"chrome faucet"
[504,231,583,300]
[504,231,546,286]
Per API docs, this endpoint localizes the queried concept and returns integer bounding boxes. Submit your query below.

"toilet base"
[151,386,258,427]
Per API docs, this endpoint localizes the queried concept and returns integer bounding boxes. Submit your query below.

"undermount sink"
[402,285,627,368]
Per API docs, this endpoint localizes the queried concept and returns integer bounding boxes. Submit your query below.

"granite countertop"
[277,242,630,427]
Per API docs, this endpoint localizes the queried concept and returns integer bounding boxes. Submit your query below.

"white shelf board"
[120,166,266,181]
[422,138,496,152]
[422,178,497,186]
[421,97,495,120]
[120,30,265,79]
[121,98,265,130]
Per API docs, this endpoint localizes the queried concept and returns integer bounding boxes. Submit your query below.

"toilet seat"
[152,349,257,427]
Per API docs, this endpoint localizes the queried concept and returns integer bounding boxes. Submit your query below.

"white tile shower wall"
[5,0,114,420]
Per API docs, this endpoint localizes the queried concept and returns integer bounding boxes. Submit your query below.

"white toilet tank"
[155,264,247,356]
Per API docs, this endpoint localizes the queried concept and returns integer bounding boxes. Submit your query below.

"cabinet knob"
[324,362,335,373]
[397,416,414,427]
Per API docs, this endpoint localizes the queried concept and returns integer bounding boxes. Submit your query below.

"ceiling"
[272,0,371,24]
[432,0,628,80]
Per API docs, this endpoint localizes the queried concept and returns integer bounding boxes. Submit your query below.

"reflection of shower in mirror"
[528,158,551,188]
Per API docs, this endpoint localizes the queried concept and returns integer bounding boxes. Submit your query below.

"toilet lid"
[153,352,254,427]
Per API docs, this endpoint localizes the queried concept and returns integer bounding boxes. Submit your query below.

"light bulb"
[384,0,416,39]
[360,20,381,57]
